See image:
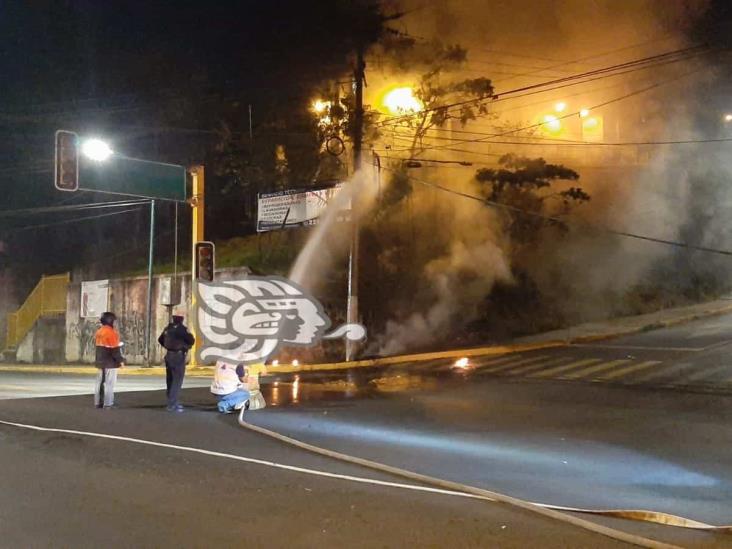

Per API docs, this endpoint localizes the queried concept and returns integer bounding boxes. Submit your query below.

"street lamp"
[383,87,423,115]
[81,139,113,162]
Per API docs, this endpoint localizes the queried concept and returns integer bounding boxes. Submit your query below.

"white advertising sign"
[257,183,347,232]
[81,280,109,319]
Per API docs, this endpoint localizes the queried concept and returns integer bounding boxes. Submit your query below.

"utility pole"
[189,165,205,366]
[346,46,365,362]
[144,199,155,366]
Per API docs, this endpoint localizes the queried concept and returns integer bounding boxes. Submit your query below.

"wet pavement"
[237,313,732,532]
[0,390,642,549]
[2,313,732,546]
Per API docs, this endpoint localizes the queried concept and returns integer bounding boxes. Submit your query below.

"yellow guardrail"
[5,273,69,349]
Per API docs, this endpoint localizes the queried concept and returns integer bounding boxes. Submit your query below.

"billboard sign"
[81,280,109,319]
[257,183,348,232]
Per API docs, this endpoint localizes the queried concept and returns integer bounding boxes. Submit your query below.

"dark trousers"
[165,351,187,407]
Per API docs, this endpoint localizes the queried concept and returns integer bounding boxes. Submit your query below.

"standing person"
[94,312,125,409]
[158,313,194,412]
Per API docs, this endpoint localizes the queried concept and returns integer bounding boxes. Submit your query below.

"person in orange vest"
[94,312,125,408]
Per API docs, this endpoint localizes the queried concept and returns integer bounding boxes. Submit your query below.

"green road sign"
[80,155,186,201]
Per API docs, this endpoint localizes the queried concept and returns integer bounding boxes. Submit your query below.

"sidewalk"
[3,298,732,376]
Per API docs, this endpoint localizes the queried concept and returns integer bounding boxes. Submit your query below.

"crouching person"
[211,360,251,414]
[211,360,267,414]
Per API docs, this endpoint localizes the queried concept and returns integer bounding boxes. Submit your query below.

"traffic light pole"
[189,165,204,366]
[144,199,155,366]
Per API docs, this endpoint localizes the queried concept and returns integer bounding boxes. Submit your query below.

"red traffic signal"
[54,130,79,192]
[194,241,215,282]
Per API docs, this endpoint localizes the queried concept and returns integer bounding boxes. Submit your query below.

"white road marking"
[570,344,705,352]
[0,418,490,502]
[1,418,727,538]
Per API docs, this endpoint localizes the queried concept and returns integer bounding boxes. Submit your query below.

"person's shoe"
[102,405,116,410]
[167,404,184,413]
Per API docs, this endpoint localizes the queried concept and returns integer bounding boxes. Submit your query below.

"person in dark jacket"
[158,313,195,412]
[94,311,125,409]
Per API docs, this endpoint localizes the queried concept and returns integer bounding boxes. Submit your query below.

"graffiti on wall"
[70,319,97,360]
[70,311,147,361]
[117,311,146,358]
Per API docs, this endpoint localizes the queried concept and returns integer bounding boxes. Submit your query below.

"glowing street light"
[81,138,113,161]
[542,114,562,133]
[579,108,590,118]
[724,113,732,122]
[311,99,330,115]
[383,87,423,115]
[554,101,566,113]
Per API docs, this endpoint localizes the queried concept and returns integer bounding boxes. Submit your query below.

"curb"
[0,365,216,377]
[3,302,732,377]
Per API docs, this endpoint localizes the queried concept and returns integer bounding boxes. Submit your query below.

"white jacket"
[210,360,245,396]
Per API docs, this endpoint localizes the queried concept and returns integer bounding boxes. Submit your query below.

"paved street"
[2,314,732,547]
[0,371,210,400]
[375,313,732,393]
[0,390,638,549]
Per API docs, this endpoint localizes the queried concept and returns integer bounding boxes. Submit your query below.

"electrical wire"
[375,45,709,128]
[379,165,732,258]
[2,207,143,234]
[0,199,151,218]
[378,68,703,155]
[388,129,732,148]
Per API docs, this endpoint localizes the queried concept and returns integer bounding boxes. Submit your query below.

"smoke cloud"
[292,0,730,356]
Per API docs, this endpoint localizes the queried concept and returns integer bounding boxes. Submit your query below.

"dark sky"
[0,1,385,287]
[1,0,730,288]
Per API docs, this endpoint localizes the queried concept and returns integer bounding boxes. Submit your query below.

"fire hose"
[237,404,732,549]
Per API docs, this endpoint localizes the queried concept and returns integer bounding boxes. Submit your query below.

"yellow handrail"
[5,273,69,349]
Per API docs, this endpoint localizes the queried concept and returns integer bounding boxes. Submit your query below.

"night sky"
[0,1,385,288]
[1,0,732,292]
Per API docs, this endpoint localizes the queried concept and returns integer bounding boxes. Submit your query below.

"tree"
[375,35,495,156]
[474,153,589,247]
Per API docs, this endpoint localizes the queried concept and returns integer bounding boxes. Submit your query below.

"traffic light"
[195,241,215,282]
[54,130,79,192]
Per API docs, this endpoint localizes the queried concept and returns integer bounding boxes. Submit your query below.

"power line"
[488,34,681,86]
[3,207,143,234]
[0,199,151,218]
[378,52,707,131]
[375,45,709,128]
[388,129,732,148]
[378,67,703,155]
[380,165,732,258]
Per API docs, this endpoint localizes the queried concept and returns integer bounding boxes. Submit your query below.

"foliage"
[374,37,495,154]
[475,154,587,246]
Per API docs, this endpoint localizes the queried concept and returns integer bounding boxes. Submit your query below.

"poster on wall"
[81,280,109,319]
[256,183,348,232]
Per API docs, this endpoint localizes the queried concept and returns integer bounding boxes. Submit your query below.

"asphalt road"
[0,391,637,549]
[2,313,732,547]
[0,371,209,400]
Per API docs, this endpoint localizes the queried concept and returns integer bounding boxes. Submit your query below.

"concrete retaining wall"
[16,316,66,363]
[65,267,251,365]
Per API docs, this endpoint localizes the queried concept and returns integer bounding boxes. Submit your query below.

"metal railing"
[5,273,69,349]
